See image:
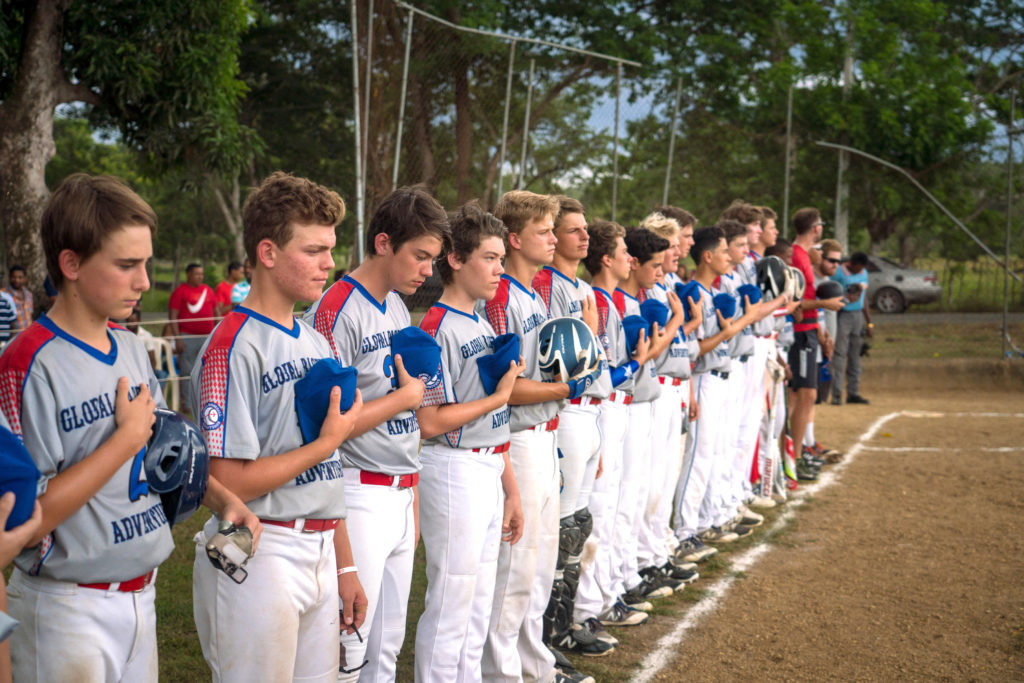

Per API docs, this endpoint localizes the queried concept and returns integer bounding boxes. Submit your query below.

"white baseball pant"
[675,371,729,539]
[574,397,627,622]
[730,340,769,508]
[557,401,603,518]
[614,400,653,592]
[482,426,558,683]
[8,569,159,683]
[193,518,340,683]
[700,361,744,529]
[338,472,416,683]
[638,378,686,569]
[415,444,505,682]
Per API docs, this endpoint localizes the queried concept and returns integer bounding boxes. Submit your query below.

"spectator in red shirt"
[788,209,844,480]
[214,261,245,317]
[169,263,215,400]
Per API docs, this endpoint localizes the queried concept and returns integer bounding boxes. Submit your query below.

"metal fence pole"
[517,57,535,190]
[612,61,622,221]
[392,7,414,188]
[497,41,516,200]
[782,83,793,237]
[663,76,682,206]
[349,1,365,263]
[1004,88,1015,357]
[362,0,374,195]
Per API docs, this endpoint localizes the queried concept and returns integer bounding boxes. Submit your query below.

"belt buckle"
[390,475,401,489]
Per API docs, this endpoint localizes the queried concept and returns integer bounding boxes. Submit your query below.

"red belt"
[261,518,340,532]
[608,392,634,405]
[658,376,683,386]
[531,415,560,432]
[359,471,419,488]
[80,569,156,592]
[472,442,511,454]
[568,396,602,406]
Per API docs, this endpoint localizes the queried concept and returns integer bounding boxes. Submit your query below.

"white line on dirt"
[629,410,903,683]
[862,445,1024,453]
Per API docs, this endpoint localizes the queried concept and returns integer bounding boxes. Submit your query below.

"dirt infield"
[627,389,1024,681]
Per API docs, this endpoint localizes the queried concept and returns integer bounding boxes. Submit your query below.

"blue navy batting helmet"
[146,409,210,527]
[538,317,601,380]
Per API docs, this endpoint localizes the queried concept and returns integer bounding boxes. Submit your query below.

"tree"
[0,0,250,291]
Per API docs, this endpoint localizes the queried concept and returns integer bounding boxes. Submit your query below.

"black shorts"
[788,330,819,389]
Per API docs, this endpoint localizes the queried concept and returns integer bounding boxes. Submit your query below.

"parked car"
[864,256,941,313]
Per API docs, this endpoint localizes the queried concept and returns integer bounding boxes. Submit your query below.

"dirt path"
[642,391,1024,681]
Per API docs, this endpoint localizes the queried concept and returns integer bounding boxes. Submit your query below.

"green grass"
[912,257,1024,313]
[870,320,1024,359]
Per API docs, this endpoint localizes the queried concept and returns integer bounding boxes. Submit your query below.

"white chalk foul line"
[630,410,903,683]
[862,445,1024,453]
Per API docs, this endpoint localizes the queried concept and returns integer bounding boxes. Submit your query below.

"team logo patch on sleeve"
[419,369,442,390]
[201,402,224,431]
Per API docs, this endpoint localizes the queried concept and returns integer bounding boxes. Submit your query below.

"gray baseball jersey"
[693,282,731,374]
[418,304,511,449]
[192,306,346,521]
[305,276,421,474]
[0,318,173,583]
[533,266,611,399]
[613,289,660,402]
[645,282,691,379]
[477,274,559,432]
[718,271,756,359]
[593,286,635,394]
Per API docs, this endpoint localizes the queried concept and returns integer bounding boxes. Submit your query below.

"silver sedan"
[865,256,942,314]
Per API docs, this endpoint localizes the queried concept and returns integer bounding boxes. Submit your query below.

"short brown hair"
[792,207,822,236]
[758,205,778,222]
[553,195,585,231]
[820,238,842,255]
[493,190,559,238]
[582,219,626,276]
[365,185,450,257]
[719,219,748,244]
[720,200,762,226]
[242,172,345,263]
[654,205,697,229]
[640,212,680,240]
[436,202,507,285]
[42,173,157,289]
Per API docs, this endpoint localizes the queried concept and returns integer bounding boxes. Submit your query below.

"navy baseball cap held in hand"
[477,333,520,395]
[639,299,669,333]
[294,359,359,444]
[0,425,41,530]
[391,326,443,389]
[675,281,701,322]
[621,315,647,355]
[737,283,762,311]
[713,293,737,320]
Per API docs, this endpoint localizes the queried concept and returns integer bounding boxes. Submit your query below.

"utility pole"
[834,14,854,253]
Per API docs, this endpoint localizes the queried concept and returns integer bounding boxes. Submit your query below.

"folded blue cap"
[639,299,669,334]
[294,359,359,444]
[0,426,40,530]
[737,283,762,311]
[713,292,737,320]
[477,333,520,395]
[392,326,443,390]
[621,315,647,355]
[674,281,701,322]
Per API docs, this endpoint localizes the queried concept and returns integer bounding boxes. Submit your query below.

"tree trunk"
[0,0,79,298]
[209,173,245,261]
[409,73,436,187]
[447,8,473,204]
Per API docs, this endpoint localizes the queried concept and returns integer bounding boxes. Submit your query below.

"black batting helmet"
[145,409,210,526]
[756,256,787,299]
[815,280,844,300]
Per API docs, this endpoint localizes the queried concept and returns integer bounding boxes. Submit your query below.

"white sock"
[804,423,815,447]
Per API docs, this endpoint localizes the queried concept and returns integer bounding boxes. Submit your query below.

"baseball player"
[478,190,594,683]
[637,211,703,581]
[413,203,525,681]
[1,174,259,682]
[191,172,368,682]
[612,227,685,604]
[575,220,652,630]
[531,196,618,657]
[304,186,450,683]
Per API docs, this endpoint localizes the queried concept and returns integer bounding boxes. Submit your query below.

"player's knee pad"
[573,508,593,550]
[558,516,581,569]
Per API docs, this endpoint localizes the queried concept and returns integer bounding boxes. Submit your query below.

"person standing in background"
[4,266,33,332]
[231,258,252,306]
[168,263,216,401]
[214,261,245,317]
[829,251,872,405]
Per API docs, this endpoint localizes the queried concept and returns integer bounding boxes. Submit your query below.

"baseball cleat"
[748,494,776,509]
[846,394,870,404]
[621,587,656,611]
[699,526,739,544]
[554,623,615,657]
[640,566,685,594]
[599,600,649,627]
[659,561,698,586]
[736,506,764,527]
[796,461,819,481]
[674,536,718,563]
[552,654,596,683]
[771,492,787,504]
[723,520,755,538]
[582,617,618,646]
[800,447,826,467]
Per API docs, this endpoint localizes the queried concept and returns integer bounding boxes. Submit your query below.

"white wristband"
[337,565,358,576]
